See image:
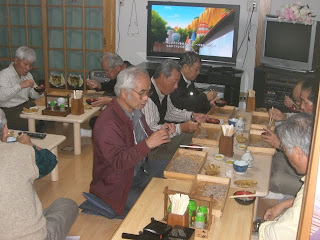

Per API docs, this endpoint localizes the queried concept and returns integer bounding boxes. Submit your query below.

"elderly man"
[258,113,314,239]
[263,79,318,196]
[86,52,130,107]
[142,59,207,160]
[0,109,78,240]
[170,52,217,113]
[84,67,171,218]
[0,46,40,130]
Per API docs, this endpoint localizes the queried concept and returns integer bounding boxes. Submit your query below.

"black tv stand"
[138,61,243,106]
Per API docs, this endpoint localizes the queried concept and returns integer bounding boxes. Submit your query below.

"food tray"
[247,129,276,155]
[164,148,207,181]
[206,105,235,122]
[192,123,222,146]
[250,111,275,130]
[42,107,71,117]
[189,174,230,218]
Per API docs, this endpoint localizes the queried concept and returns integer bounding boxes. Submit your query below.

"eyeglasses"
[131,89,153,99]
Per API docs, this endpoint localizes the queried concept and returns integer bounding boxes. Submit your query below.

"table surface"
[11,130,66,151]
[19,105,101,124]
[110,178,254,240]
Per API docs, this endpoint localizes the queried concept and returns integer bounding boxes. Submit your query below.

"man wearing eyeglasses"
[85,67,172,218]
[142,59,207,161]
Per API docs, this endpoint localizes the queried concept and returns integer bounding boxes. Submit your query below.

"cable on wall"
[127,0,139,36]
[116,0,122,53]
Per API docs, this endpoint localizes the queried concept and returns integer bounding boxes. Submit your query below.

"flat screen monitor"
[146,1,240,65]
[260,18,320,72]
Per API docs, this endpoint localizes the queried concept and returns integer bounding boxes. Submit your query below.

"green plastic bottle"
[198,205,208,223]
[194,212,205,229]
[187,200,197,225]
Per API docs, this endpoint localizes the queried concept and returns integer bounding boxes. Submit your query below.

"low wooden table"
[11,130,66,181]
[110,178,254,240]
[20,105,101,155]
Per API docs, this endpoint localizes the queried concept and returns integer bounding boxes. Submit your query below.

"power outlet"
[247,0,257,12]
[119,0,124,6]
[239,92,248,102]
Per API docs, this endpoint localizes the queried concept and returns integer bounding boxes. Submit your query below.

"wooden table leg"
[28,119,36,132]
[73,123,81,155]
[50,147,59,181]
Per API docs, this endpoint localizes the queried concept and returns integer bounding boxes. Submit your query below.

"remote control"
[19,131,47,139]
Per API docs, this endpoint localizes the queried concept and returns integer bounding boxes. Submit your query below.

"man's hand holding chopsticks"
[268,107,287,121]
[261,128,281,149]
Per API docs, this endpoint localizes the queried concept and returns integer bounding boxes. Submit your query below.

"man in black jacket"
[170,52,218,113]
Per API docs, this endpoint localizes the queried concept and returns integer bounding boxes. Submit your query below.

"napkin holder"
[71,98,84,115]
[219,136,233,157]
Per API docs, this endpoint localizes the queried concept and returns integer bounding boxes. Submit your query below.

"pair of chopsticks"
[222,124,235,137]
[229,194,263,199]
[268,107,274,128]
[285,95,300,109]
[180,145,209,149]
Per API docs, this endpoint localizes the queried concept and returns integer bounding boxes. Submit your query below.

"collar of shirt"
[182,73,192,88]
[118,102,142,122]
[151,77,166,103]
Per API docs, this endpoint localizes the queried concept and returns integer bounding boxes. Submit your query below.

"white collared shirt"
[141,77,192,136]
[0,63,39,108]
[182,73,192,88]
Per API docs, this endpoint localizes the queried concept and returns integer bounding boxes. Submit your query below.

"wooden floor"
[34,122,122,240]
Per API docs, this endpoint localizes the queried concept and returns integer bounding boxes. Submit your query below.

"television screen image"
[147,2,240,65]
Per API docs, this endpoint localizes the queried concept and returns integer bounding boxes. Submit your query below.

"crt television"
[146,1,240,65]
[260,18,320,72]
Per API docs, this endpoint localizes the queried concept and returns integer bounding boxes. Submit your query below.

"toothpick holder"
[219,136,233,157]
[246,97,256,112]
[71,98,84,115]
[167,210,189,227]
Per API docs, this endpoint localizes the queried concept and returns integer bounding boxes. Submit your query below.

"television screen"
[260,18,320,72]
[147,1,240,65]
[265,22,312,63]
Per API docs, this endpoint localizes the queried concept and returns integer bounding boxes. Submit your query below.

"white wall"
[115,0,259,92]
[115,0,320,93]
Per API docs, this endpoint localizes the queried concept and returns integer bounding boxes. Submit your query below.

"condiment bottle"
[194,212,205,229]
[187,200,197,225]
[235,118,245,132]
[198,206,208,223]
[59,104,65,112]
[49,101,55,111]
[241,150,254,168]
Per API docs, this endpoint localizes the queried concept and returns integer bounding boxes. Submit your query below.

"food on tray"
[234,179,257,188]
[23,107,38,113]
[68,75,83,88]
[206,118,220,124]
[168,154,202,175]
[256,108,267,112]
[204,164,220,176]
[236,134,248,143]
[49,74,65,87]
[215,99,227,107]
[202,184,228,202]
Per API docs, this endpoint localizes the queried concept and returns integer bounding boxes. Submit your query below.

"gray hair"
[179,52,201,67]
[275,113,314,156]
[153,59,181,79]
[0,109,7,139]
[15,46,36,62]
[114,66,149,97]
[99,52,124,68]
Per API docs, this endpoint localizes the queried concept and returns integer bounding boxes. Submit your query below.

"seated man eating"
[82,67,172,218]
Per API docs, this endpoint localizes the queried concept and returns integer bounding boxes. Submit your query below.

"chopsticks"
[221,124,235,137]
[73,90,83,99]
[179,145,209,149]
[229,194,263,199]
[285,95,300,109]
[268,107,274,128]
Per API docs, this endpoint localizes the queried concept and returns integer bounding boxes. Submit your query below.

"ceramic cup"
[228,118,238,127]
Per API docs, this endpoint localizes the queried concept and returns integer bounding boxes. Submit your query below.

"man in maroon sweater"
[88,67,173,217]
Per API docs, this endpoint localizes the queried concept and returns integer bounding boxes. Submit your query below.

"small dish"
[215,99,227,107]
[206,118,220,124]
[233,160,249,174]
[214,153,225,161]
[34,84,45,93]
[86,98,98,105]
[225,159,234,166]
[22,106,39,115]
[235,144,247,150]
[233,191,256,205]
